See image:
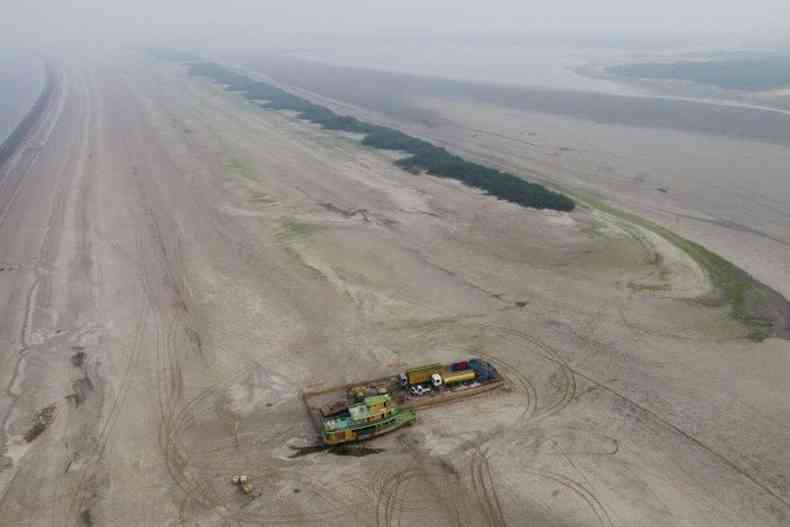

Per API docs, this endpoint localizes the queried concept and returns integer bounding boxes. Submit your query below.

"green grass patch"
[563,188,774,340]
[278,221,316,241]
[627,282,672,293]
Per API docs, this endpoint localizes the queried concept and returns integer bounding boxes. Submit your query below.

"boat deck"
[302,374,504,438]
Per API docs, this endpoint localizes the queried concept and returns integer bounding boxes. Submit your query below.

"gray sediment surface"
[0,61,54,170]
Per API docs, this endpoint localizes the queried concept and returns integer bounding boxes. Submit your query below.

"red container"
[451,360,468,371]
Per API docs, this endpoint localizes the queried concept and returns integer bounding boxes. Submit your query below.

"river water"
[273,35,639,95]
[0,51,45,145]
[240,40,790,300]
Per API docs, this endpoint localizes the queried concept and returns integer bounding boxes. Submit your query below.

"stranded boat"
[320,391,416,445]
[304,358,501,446]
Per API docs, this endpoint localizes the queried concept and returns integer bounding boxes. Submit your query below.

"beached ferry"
[320,391,416,446]
[304,358,500,446]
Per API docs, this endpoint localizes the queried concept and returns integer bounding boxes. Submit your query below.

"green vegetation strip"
[608,55,790,91]
[173,55,784,339]
[569,190,779,341]
[187,62,574,212]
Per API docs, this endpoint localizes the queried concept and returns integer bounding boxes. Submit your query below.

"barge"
[303,358,501,446]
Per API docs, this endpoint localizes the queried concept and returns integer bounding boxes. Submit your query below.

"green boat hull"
[322,408,416,446]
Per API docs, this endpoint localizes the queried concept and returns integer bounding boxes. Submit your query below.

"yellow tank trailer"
[442,369,476,385]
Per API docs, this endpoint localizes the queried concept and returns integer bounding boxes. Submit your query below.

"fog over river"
[270,35,641,94]
[0,51,45,144]
[236,44,790,300]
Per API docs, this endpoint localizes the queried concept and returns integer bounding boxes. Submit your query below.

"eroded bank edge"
[562,187,789,341]
[0,59,54,172]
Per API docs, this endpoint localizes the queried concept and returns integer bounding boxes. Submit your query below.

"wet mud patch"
[66,377,95,406]
[184,327,203,356]
[319,202,370,222]
[287,444,325,458]
[70,350,86,367]
[330,444,386,457]
[23,404,56,442]
[288,444,385,458]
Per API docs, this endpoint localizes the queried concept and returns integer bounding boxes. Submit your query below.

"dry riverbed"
[0,53,788,526]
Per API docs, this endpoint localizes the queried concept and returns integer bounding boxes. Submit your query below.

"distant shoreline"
[0,59,53,171]
[607,56,790,92]
[247,56,790,147]
[237,55,790,340]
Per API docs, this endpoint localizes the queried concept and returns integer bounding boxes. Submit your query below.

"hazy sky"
[5,0,790,46]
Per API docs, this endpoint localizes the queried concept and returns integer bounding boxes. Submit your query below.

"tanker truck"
[400,359,497,397]
[431,369,476,388]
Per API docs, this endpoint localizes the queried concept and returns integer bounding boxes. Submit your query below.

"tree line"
[188,62,575,212]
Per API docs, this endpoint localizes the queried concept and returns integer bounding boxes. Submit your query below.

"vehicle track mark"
[522,467,614,527]
[469,450,507,527]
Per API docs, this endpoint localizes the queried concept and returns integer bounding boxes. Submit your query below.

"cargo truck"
[399,363,443,387]
[402,358,499,397]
